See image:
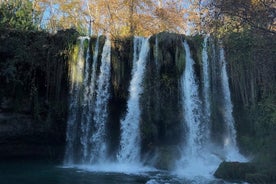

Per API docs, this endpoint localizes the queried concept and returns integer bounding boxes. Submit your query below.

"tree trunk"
[129,0,135,36]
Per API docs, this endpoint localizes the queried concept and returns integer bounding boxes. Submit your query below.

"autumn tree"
[3,0,192,36]
[35,0,189,37]
[33,0,88,33]
[152,0,187,34]
[207,0,276,35]
[185,0,210,34]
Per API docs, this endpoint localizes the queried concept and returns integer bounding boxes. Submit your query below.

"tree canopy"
[0,0,275,36]
[0,0,37,30]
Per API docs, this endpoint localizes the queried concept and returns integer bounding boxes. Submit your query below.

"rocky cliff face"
[0,28,78,160]
[0,113,61,159]
[225,31,276,163]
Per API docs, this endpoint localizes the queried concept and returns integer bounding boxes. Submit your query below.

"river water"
[0,160,243,184]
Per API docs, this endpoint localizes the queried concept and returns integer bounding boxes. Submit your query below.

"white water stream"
[117,37,150,163]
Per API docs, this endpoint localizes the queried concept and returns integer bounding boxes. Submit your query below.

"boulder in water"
[214,161,255,181]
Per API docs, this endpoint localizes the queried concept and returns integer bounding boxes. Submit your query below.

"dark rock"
[0,28,76,161]
[245,166,276,184]
[153,146,181,170]
[0,113,36,137]
[246,173,272,184]
[0,98,13,111]
[0,112,65,160]
[0,97,32,114]
[214,161,256,181]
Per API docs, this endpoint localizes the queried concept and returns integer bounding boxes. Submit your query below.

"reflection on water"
[0,160,234,184]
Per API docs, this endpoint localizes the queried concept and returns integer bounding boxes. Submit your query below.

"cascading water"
[219,44,245,161]
[64,37,86,164]
[176,40,221,179]
[181,40,203,156]
[63,34,247,181]
[90,37,111,163]
[117,37,150,163]
[64,36,112,165]
[80,36,100,163]
[202,37,211,138]
[90,36,100,96]
[175,39,246,179]
[80,37,91,162]
[220,45,237,148]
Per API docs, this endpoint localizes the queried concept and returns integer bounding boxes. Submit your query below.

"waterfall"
[219,45,237,148]
[63,34,246,176]
[202,37,211,141]
[80,37,91,162]
[90,37,111,163]
[175,39,245,178]
[80,36,100,163]
[181,40,203,156]
[64,36,112,165]
[176,40,222,178]
[90,36,100,96]
[219,45,245,161]
[132,37,143,72]
[202,37,211,123]
[117,37,150,163]
[64,37,86,164]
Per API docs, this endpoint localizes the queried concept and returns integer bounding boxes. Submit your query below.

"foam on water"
[62,162,157,175]
[174,153,221,180]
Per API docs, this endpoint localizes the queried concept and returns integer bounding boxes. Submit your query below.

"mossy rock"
[214,161,256,181]
[150,32,184,74]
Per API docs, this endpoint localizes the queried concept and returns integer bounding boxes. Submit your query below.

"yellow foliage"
[32,0,189,36]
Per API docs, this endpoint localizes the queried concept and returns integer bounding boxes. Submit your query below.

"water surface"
[0,160,239,184]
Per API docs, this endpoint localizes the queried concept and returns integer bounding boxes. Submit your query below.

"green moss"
[70,44,80,64]
[150,32,184,71]
[187,34,204,64]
